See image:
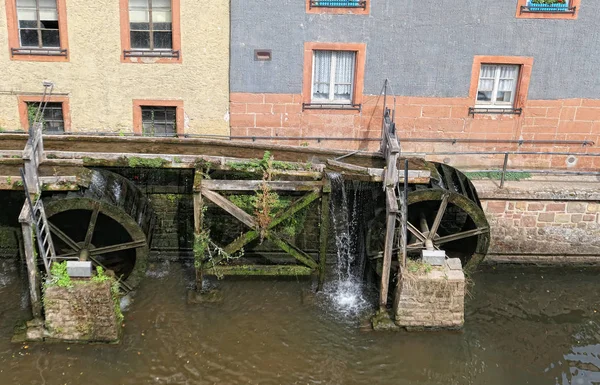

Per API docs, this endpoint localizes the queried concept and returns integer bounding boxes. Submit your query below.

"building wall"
[0,0,230,135]
[230,0,600,168]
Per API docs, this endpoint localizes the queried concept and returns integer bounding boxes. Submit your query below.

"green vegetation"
[173,156,182,163]
[6,176,11,185]
[406,259,433,275]
[463,171,532,181]
[48,261,73,288]
[91,266,111,283]
[226,151,312,173]
[46,153,58,159]
[127,156,169,168]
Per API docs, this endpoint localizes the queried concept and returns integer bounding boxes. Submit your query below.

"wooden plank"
[200,179,323,192]
[379,209,397,311]
[19,215,42,320]
[204,265,313,276]
[200,187,257,229]
[318,190,330,291]
[386,187,398,213]
[268,233,319,270]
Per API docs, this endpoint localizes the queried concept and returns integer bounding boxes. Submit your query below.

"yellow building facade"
[0,0,230,136]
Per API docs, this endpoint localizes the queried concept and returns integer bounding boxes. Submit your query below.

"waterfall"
[323,172,369,315]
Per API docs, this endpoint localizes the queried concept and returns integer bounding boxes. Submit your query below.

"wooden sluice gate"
[1,90,491,338]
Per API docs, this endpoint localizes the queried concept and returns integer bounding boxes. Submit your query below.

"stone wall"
[483,200,600,262]
[148,193,194,259]
[393,260,465,330]
[44,281,120,342]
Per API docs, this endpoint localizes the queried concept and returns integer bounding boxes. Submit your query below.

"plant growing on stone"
[91,266,111,283]
[49,261,73,288]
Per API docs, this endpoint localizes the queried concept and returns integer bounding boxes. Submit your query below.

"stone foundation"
[393,259,465,330]
[43,280,121,343]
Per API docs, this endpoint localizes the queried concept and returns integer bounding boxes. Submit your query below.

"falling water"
[324,172,370,315]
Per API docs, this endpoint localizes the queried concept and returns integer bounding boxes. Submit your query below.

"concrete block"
[66,261,92,278]
[422,250,446,266]
[446,258,462,270]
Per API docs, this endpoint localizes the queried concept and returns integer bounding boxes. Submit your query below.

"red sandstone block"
[527,203,544,211]
[421,106,451,118]
[264,94,295,103]
[272,105,286,113]
[533,118,559,127]
[562,99,582,106]
[559,107,577,121]
[526,100,563,108]
[285,104,303,114]
[230,127,247,136]
[247,127,274,137]
[546,107,561,119]
[230,103,246,114]
[396,105,422,118]
[230,113,255,128]
[230,93,264,103]
[545,203,566,212]
[486,201,506,213]
[246,103,273,114]
[581,100,600,108]
[559,121,593,134]
[526,108,547,117]
[575,108,600,121]
[255,113,282,128]
[521,216,536,227]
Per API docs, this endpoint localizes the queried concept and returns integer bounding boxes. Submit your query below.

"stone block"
[583,214,596,222]
[446,258,462,271]
[556,214,571,223]
[571,214,583,223]
[567,202,587,213]
[538,212,555,222]
[587,203,600,213]
[546,203,566,212]
[486,201,506,213]
[521,215,537,227]
[66,261,92,278]
[527,203,544,211]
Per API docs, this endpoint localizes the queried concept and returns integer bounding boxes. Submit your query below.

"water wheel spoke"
[49,222,81,251]
[55,251,80,260]
[428,193,448,241]
[89,239,147,256]
[407,222,427,244]
[83,203,100,248]
[89,255,133,292]
[434,227,490,245]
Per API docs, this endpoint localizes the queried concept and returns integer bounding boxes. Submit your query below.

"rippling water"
[1,260,600,385]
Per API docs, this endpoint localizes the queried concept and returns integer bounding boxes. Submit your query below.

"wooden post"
[318,185,330,292]
[193,171,204,292]
[379,200,397,312]
[19,204,42,320]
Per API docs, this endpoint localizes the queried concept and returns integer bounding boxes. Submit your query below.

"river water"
[0,259,599,385]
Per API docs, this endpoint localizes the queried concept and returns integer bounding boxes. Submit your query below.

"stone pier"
[393,258,465,330]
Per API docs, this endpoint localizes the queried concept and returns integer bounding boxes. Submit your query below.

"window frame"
[17,95,70,132]
[475,64,520,108]
[306,0,370,15]
[119,0,182,64]
[5,0,69,62]
[310,50,356,104]
[132,100,184,137]
[468,56,533,115]
[302,42,366,112]
[516,0,580,19]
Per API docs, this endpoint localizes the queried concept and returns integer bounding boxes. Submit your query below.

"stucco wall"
[0,0,229,135]
[231,0,600,100]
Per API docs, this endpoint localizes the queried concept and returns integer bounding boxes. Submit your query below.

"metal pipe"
[500,152,509,188]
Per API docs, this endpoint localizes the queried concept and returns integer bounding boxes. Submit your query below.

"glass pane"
[20,29,39,47]
[41,29,60,47]
[130,31,150,48]
[19,20,37,28]
[17,8,36,21]
[477,91,493,102]
[129,9,149,22]
[152,10,172,23]
[130,22,150,31]
[39,9,58,21]
[333,51,355,101]
[16,0,36,8]
[152,0,171,8]
[153,22,172,31]
[312,50,332,101]
[141,110,152,121]
[40,20,59,29]
[165,109,176,121]
[39,0,57,9]
[129,0,149,9]
[164,124,176,135]
[496,91,513,103]
[153,31,172,49]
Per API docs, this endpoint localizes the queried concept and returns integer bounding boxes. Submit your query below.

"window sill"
[303,102,362,111]
[10,48,69,62]
[122,50,182,63]
[469,107,522,117]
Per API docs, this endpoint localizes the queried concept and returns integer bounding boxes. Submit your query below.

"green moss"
[406,259,433,275]
[13,180,23,188]
[173,156,182,163]
[48,261,73,288]
[463,171,532,181]
[91,266,111,283]
[6,176,11,185]
[46,153,58,159]
[127,156,169,168]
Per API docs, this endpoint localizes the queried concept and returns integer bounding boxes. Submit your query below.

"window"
[132,100,183,136]
[141,106,176,136]
[120,0,181,62]
[476,65,520,107]
[26,102,65,133]
[5,0,69,60]
[310,0,366,8]
[312,50,356,104]
[302,43,366,110]
[516,0,580,19]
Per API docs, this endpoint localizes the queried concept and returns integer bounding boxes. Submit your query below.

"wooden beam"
[18,204,42,321]
[268,232,319,270]
[326,159,430,184]
[204,265,313,276]
[200,187,257,229]
[318,189,331,291]
[200,179,323,192]
[379,195,397,311]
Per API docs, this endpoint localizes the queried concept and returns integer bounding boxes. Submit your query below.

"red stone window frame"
[5,0,70,62]
[516,0,580,19]
[132,99,184,136]
[17,95,71,132]
[306,0,370,15]
[302,42,366,113]
[119,0,182,64]
[468,55,533,115]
